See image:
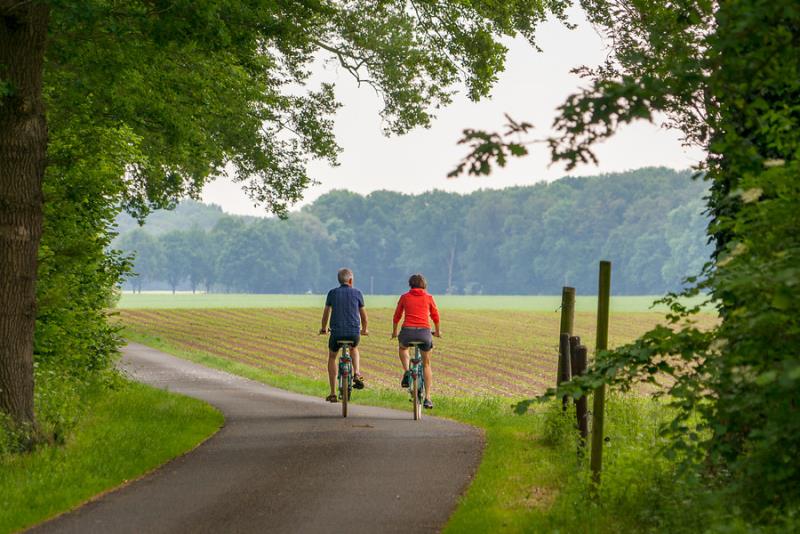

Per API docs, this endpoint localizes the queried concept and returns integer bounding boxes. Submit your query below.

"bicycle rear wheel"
[341,376,349,418]
[412,374,421,420]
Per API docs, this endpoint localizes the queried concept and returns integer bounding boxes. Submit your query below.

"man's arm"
[359,307,369,335]
[319,305,331,334]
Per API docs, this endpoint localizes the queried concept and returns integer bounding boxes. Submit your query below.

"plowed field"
[120,309,716,397]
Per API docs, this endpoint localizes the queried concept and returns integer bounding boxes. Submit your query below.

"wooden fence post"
[559,286,575,337]
[558,333,571,411]
[569,335,581,376]
[564,336,581,416]
[556,287,575,398]
[574,345,589,446]
[590,261,611,495]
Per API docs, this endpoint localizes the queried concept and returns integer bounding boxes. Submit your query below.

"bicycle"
[333,340,356,418]
[406,341,426,420]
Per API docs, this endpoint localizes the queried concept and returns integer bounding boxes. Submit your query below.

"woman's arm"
[430,296,441,337]
[391,296,404,338]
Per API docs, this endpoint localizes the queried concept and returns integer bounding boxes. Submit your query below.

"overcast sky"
[202,11,705,216]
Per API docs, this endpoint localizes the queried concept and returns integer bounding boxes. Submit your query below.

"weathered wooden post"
[556,287,575,412]
[569,335,581,375]
[590,261,611,494]
[559,286,576,337]
[556,286,575,385]
[569,336,586,439]
[558,333,572,411]
[573,345,589,445]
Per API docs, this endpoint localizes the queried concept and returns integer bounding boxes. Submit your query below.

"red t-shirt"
[393,288,440,327]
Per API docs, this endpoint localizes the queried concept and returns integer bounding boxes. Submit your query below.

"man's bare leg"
[422,350,433,401]
[351,346,361,376]
[327,351,338,397]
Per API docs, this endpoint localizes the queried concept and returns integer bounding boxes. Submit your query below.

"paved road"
[32,343,483,534]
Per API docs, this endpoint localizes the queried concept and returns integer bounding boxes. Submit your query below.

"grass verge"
[0,379,222,534]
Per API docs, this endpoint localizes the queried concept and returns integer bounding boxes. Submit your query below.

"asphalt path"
[31,343,483,534]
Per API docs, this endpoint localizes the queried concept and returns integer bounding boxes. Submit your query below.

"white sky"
[202,11,705,216]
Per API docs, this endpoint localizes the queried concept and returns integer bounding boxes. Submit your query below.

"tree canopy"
[2,0,571,428]
[118,167,709,296]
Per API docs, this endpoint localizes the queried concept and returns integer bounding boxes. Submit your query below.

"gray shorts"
[398,327,433,351]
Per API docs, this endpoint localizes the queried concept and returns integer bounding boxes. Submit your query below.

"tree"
[455,0,800,516]
[183,226,210,294]
[159,231,191,294]
[0,2,48,429]
[118,230,163,293]
[1,0,571,427]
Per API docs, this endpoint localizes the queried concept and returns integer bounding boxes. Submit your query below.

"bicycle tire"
[341,373,349,418]
[413,374,421,420]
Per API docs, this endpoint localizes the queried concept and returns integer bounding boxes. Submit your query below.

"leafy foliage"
[8,1,575,443]
[45,0,571,219]
[497,0,800,520]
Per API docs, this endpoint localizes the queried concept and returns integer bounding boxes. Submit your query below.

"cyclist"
[319,268,368,402]
[391,273,440,409]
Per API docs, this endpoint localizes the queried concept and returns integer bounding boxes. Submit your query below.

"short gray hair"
[337,268,353,284]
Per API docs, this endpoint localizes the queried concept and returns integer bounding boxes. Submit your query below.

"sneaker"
[423,399,433,409]
[353,374,365,390]
[400,370,411,388]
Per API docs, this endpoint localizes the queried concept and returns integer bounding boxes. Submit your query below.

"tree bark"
[0,2,49,426]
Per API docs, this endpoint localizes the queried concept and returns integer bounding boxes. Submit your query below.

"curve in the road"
[30,343,483,534]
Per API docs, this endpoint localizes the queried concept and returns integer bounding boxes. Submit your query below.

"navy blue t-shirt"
[325,285,364,335]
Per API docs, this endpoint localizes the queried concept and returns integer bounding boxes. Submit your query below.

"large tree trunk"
[0,3,49,426]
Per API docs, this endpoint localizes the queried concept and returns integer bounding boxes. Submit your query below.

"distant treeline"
[116,167,711,296]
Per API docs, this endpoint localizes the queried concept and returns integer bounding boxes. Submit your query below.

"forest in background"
[116,167,710,296]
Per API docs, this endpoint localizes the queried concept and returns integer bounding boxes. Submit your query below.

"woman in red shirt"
[391,273,441,409]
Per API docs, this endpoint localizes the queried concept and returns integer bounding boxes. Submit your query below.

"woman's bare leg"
[398,346,410,371]
[422,350,433,400]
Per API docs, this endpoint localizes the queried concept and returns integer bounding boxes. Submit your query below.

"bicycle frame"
[337,342,354,417]
[338,345,353,397]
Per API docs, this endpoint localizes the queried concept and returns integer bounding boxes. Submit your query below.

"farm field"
[117,292,712,313]
[120,308,717,397]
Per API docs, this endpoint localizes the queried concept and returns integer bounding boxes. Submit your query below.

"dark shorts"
[328,332,360,352]
[398,327,433,352]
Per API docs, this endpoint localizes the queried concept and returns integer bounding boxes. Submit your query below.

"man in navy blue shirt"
[319,268,369,402]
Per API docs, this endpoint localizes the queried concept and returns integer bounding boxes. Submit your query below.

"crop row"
[120,308,710,397]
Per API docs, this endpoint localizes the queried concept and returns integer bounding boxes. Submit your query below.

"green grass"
[117,292,711,313]
[123,329,709,533]
[0,380,222,534]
